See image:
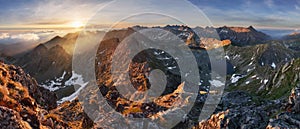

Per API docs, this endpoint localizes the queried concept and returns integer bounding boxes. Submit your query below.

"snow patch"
[220,30,228,33]
[40,71,66,92]
[198,81,202,86]
[65,71,86,86]
[225,55,230,60]
[247,67,255,72]
[251,75,257,78]
[245,81,250,84]
[209,80,225,87]
[271,63,276,69]
[233,54,240,59]
[263,79,268,84]
[57,71,88,104]
[167,66,177,70]
[230,74,244,83]
[157,57,171,60]
[57,83,87,104]
[248,61,253,66]
[40,81,61,92]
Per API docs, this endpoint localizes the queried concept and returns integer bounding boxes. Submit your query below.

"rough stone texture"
[0,62,93,129]
[0,106,31,129]
[267,86,300,128]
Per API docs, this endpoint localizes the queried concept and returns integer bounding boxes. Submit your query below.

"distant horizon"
[0,24,299,31]
[0,24,298,46]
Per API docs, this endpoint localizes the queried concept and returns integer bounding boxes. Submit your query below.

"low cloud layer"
[0,32,40,44]
[0,30,69,44]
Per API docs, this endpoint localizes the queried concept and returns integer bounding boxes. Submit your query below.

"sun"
[71,21,84,28]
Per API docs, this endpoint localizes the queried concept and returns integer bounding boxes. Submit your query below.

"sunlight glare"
[71,21,84,28]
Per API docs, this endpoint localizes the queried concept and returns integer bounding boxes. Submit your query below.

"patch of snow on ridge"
[271,63,276,69]
[40,71,66,92]
[263,79,268,84]
[167,66,177,70]
[251,75,257,78]
[247,67,256,72]
[248,61,253,66]
[157,57,171,60]
[220,29,228,33]
[57,82,88,104]
[65,71,86,86]
[225,55,230,60]
[40,81,61,92]
[230,74,244,83]
[209,80,224,87]
[57,71,88,104]
[245,81,250,84]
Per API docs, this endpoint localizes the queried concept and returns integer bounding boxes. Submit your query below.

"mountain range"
[0,25,300,128]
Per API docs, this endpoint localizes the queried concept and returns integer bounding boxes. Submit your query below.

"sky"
[0,0,299,43]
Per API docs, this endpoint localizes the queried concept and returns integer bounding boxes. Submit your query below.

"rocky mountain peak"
[16,42,71,83]
[217,26,271,46]
[248,25,255,30]
[33,44,47,52]
[283,32,300,40]
[51,35,63,41]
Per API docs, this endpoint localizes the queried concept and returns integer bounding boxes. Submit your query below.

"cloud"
[10,33,40,41]
[0,33,40,41]
[0,32,43,44]
[0,33,9,39]
[0,30,73,44]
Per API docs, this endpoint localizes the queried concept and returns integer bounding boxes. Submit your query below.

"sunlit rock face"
[0,62,94,129]
[216,26,271,46]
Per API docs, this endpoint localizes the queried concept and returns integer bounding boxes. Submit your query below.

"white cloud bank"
[0,32,40,43]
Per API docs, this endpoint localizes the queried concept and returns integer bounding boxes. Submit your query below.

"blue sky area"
[0,0,299,29]
[0,0,299,43]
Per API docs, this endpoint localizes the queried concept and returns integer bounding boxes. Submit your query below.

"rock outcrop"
[267,86,300,128]
[195,91,278,129]
[0,62,93,129]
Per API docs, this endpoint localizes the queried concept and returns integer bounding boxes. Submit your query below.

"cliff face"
[0,62,93,129]
[0,62,57,110]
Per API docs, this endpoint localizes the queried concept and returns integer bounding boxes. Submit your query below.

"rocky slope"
[0,62,94,129]
[225,41,300,100]
[1,60,300,129]
[1,25,298,128]
[195,85,300,129]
